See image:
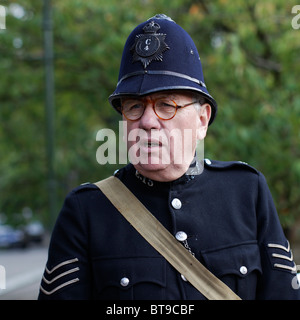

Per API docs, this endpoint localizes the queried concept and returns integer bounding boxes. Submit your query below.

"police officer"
[38,14,300,300]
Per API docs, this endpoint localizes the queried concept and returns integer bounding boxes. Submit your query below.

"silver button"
[171,198,182,210]
[175,231,188,242]
[120,277,130,287]
[181,274,188,282]
[204,158,212,165]
[239,266,248,275]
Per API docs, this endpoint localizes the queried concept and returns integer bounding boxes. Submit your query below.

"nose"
[138,102,161,130]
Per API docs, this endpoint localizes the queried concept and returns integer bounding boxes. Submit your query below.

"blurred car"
[24,221,45,243]
[0,224,27,249]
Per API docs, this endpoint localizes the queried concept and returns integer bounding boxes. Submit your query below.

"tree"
[0,0,299,232]
[181,0,300,227]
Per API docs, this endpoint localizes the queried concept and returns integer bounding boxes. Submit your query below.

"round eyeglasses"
[121,97,199,121]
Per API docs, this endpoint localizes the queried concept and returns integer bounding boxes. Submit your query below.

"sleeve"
[38,190,92,300]
[256,172,300,300]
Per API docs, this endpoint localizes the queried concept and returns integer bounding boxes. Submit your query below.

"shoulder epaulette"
[204,159,259,174]
[73,169,122,194]
[72,182,97,194]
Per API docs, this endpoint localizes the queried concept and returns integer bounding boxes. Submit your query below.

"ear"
[197,103,211,140]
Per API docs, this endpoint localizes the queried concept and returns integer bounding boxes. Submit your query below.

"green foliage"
[0,0,299,229]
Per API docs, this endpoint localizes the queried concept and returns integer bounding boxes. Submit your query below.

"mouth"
[138,139,163,151]
[145,141,162,148]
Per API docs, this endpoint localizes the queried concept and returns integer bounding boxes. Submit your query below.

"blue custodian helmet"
[109,14,217,125]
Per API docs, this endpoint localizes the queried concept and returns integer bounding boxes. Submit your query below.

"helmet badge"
[131,20,170,69]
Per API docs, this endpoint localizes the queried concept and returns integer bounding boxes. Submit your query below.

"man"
[38,14,300,300]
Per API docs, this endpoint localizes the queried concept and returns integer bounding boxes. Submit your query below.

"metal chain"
[182,239,195,257]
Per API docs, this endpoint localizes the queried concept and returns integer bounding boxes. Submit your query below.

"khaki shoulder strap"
[94,176,241,300]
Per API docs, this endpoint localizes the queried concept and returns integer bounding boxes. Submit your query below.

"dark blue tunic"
[38,160,300,300]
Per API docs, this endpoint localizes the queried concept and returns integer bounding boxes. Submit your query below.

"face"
[122,91,211,182]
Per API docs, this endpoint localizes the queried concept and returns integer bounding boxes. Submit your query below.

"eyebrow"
[122,94,178,102]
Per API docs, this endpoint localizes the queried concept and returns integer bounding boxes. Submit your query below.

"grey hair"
[192,93,207,112]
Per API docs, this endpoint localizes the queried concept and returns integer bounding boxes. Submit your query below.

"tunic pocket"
[92,256,166,300]
[201,241,262,299]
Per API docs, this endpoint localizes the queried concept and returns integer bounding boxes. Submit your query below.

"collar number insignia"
[131,20,169,69]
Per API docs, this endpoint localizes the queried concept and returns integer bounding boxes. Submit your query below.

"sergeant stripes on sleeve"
[267,241,297,273]
[40,258,80,295]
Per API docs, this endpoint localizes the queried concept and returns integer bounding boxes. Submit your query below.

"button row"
[120,266,248,287]
[176,230,189,282]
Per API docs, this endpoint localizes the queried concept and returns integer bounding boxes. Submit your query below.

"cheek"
[174,116,200,143]
[168,126,198,152]
[187,113,202,141]
[123,121,137,146]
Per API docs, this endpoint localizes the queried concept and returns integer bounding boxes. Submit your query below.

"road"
[0,245,48,300]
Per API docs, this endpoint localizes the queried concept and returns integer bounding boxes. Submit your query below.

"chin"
[135,162,168,173]
[134,163,188,182]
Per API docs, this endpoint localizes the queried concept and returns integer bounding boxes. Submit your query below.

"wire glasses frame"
[121,97,200,121]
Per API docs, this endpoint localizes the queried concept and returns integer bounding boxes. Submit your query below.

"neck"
[133,157,202,182]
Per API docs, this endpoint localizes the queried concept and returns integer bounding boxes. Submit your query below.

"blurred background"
[0,0,299,299]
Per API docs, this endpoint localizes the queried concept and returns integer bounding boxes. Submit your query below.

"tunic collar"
[131,159,203,188]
